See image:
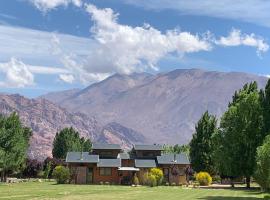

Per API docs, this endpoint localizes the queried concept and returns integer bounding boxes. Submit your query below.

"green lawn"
[0,182,267,200]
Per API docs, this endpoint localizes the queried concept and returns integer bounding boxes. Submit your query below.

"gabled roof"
[157,154,190,165]
[133,144,162,151]
[97,159,121,167]
[135,159,157,168]
[117,152,130,159]
[92,143,121,150]
[66,152,99,163]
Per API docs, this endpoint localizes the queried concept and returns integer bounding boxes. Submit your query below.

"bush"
[52,166,70,184]
[149,168,163,186]
[142,172,149,185]
[255,135,270,192]
[148,174,157,187]
[133,174,139,186]
[195,172,212,186]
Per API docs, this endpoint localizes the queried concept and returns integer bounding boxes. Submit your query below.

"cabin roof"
[92,143,121,150]
[66,152,99,163]
[133,144,162,151]
[157,153,190,165]
[97,159,121,167]
[134,159,157,168]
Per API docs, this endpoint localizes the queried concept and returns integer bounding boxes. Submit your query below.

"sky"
[0,0,270,97]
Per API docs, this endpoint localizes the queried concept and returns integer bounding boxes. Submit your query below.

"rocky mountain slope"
[41,69,268,145]
[0,94,145,159]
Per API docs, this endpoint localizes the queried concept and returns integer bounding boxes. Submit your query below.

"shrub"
[52,166,70,184]
[149,168,164,185]
[148,174,157,187]
[255,135,270,192]
[195,172,212,186]
[142,172,149,185]
[165,182,169,186]
[133,174,139,186]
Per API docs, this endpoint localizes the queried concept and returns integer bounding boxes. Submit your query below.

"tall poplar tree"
[215,82,264,188]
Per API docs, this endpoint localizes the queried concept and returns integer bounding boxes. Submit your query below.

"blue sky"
[0,0,270,97]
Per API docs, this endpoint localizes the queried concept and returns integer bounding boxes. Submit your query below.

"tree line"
[189,80,270,190]
[0,113,92,182]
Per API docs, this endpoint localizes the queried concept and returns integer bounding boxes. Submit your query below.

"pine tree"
[52,127,92,159]
[189,111,217,174]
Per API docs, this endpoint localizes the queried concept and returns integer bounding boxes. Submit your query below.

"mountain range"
[0,69,268,159]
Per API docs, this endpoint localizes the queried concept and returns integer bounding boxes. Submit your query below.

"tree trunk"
[230,178,235,188]
[246,176,251,188]
[0,171,5,182]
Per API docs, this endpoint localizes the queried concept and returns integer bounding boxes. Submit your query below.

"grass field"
[0,182,267,200]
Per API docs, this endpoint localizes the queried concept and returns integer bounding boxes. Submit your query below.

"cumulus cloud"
[216,29,269,55]
[0,58,34,88]
[30,0,82,12]
[83,3,211,75]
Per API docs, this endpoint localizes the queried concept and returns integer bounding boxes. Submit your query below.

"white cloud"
[28,65,69,74]
[30,0,82,12]
[59,74,75,83]
[83,3,211,75]
[0,58,34,88]
[123,0,270,28]
[216,29,269,55]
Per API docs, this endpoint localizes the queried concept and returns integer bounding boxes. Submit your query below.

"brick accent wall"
[93,166,119,184]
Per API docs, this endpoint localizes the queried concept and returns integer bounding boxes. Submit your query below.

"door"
[76,167,87,184]
[87,167,93,184]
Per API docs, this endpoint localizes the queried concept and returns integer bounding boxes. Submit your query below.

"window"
[100,168,112,176]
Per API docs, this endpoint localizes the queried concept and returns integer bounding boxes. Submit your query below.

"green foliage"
[52,127,92,159]
[189,111,217,174]
[195,172,212,186]
[213,82,264,188]
[133,174,139,186]
[260,79,270,136]
[149,168,163,186]
[254,135,270,192]
[147,174,157,187]
[52,166,70,184]
[162,144,190,155]
[0,112,32,181]
[43,161,52,179]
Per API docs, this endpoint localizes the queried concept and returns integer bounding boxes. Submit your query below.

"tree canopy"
[0,112,32,182]
[213,82,264,188]
[52,127,92,159]
[189,111,217,174]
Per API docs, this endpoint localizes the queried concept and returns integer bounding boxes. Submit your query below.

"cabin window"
[100,168,112,176]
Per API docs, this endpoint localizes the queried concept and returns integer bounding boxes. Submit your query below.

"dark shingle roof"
[118,152,130,159]
[135,159,157,168]
[66,152,99,163]
[157,154,190,165]
[133,144,162,151]
[97,159,121,167]
[92,143,121,150]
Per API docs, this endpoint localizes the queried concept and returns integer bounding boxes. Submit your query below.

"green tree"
[52,127,92,159]
[255,135,270,192]
[0,113,32,182]
[189,111,217,174]
[215,82,264,188]
[162,144,190,155]
[259,79,270,135]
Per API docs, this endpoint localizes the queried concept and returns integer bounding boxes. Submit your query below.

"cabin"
[66,143,190,185]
